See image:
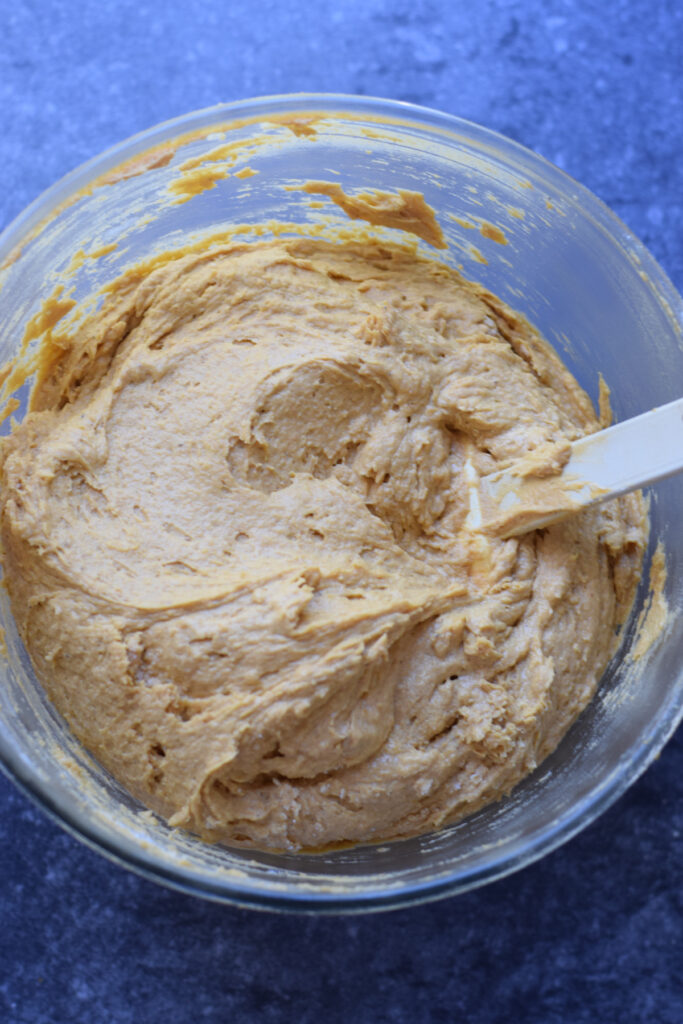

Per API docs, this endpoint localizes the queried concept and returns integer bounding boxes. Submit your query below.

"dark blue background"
[1,2,682,1021]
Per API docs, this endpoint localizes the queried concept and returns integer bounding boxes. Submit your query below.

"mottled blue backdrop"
[1,1,682,1022]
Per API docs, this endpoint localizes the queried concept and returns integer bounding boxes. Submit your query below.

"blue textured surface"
[1,1,682,1021]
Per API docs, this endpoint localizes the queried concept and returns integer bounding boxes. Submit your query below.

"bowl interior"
[0,96,681,911]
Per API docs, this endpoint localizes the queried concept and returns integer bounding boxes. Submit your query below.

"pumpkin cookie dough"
[0,237,647,851]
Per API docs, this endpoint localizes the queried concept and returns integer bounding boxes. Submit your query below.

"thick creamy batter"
[0,237,646,851]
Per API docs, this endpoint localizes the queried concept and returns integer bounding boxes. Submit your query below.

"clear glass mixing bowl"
[0,94,681,913]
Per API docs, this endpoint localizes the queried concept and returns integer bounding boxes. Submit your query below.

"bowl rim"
[1,91,682,914]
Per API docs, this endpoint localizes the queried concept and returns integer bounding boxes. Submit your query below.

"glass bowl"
[0,94,681,913]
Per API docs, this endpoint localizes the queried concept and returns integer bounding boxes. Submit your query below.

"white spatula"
[474,396,683,538]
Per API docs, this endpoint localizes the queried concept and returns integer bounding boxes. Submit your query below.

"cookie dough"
[0,237,646,851]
